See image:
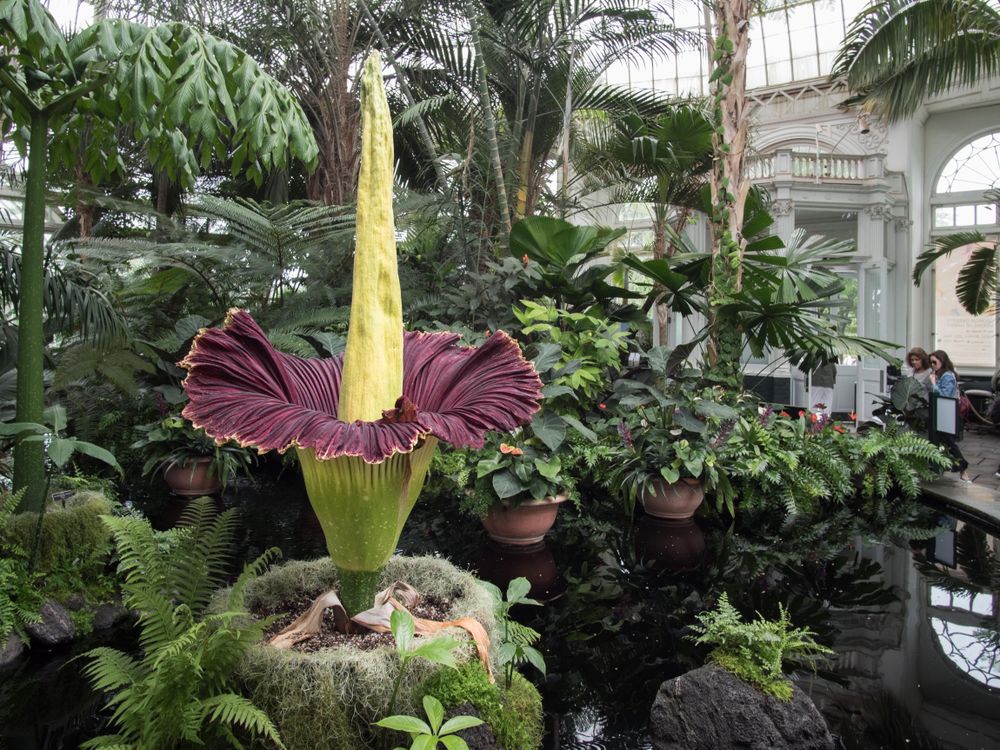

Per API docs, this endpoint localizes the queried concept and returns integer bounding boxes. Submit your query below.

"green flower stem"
[13,111,49,513]
[297,439,438,615]
[338,569,384,622]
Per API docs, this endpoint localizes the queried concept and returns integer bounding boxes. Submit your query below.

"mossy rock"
[237,556,498,750]
[420,662,544,750]
[7,492,112,574]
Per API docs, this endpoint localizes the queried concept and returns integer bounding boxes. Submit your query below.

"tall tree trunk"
[13,111,49,513]
[466,0,512,253]
[705,0,752,386]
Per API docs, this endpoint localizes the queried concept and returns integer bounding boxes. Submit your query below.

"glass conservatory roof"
[604,0,871,95]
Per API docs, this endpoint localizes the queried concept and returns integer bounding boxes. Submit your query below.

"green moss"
[421,662,543,750]
[235,556,497,750]
[8,492,113,574]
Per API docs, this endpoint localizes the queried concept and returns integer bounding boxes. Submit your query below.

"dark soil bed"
[256,594,453,653]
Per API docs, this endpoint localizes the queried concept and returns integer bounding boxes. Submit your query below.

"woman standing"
[907,347,933,395]
[929,349,971,482]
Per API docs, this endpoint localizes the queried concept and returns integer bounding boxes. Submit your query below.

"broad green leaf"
[0,421,48,436]
[530,411,566,452]
[390,609,414,655]
[374,715,432,734]
[560,414,597,442]
[439,716,484,735]
[476,457,507,479]
[69,440,124,475]
[410,637,459,668]
[506,577,531,604]
[47,437,75,468]
[660,466,680,483]
[440,734,473,750]
[533,456,561,481]
[523,645,547,675]
[412,735,436,750]
[423,695,444,734]
[532,342,563,373]
[43,404,67,432]
[492,471,523,500]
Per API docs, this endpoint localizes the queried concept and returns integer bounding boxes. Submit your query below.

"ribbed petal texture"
[180,310,542,463]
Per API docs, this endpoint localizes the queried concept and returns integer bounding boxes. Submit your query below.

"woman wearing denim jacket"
[929,349,970,482]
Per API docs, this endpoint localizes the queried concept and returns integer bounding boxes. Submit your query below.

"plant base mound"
[234,555,497,750]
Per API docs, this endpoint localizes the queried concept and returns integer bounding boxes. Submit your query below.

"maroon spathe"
[180,310,542,463]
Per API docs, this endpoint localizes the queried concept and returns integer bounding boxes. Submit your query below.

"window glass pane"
[977,203,997,225]
[955,205,976,226]
[935,207,955,227]
[937,131,1000,194]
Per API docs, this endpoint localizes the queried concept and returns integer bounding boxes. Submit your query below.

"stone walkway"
[922,421,1000,527]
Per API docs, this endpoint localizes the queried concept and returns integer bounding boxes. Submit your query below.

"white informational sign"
[935,396,958,436]
[935,242,997,369]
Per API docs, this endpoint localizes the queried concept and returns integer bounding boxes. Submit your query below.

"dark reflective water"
[3,475,1000,749]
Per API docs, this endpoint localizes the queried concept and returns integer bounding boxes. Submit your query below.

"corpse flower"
[180,52,542,619]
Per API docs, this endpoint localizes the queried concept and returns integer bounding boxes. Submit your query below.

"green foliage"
[235,557,498,750]
[687,593,832,701]
[388,609,461,714]
[132,414,254,486]
[479,577,546,689]
[375,694,483,750]
[421,662,544,750]
[514,299,629,402]
[82,497,284,750]
[0,489,42,642]
[912,225,999,316]
[608,374,739,513]
[8,492,112,574]
[0,404,124,475]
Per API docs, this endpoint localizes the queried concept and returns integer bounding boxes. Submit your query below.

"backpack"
[959,392,973,421]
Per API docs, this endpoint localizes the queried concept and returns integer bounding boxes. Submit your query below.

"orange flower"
[522,254,530,264]
[833,424,846,433]
[848,411,857,421]
[778,410,791,418]
[809,413,819,423]
[499,443,524,456]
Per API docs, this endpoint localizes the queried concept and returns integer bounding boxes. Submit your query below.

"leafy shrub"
[0,490,42,642]
[687,592,832,701]
[7,492,112,574]
[420,662,543,750]
[479,578,546,689]
[82,498,283,749]
[375,694,483,750]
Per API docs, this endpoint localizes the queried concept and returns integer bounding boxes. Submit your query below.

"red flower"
[500,443,524,456]
[833,424,846,433]
[778,410,791,418]
[809,413,819,423]
[598,403,607,410]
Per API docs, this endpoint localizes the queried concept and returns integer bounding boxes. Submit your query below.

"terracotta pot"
[481,494,567,547]
[639,477,704,520]
[635,517,706,572]
[162,457,222,497]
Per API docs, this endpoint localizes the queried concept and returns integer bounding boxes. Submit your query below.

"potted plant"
[610,378,737,520]
[447,427,578,547]
[132,415,254,496]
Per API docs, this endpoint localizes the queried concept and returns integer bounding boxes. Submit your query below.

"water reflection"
[633,517,705,573]
[476,540,565,602]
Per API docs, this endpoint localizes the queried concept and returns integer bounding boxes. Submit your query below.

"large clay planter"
[481,494,567,546]
[639,477,704,520]
[162,457,222,497]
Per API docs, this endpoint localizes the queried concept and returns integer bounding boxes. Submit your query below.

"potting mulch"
[257,593,454,653]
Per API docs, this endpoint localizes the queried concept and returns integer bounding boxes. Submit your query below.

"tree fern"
[84,497,283,749]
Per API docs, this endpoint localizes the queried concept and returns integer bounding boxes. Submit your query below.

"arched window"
[932,132,1000,230]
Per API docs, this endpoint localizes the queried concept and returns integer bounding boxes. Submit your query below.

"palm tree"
[0,0,318,511]
[832,0,1000,121]
[393,0,698,252]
